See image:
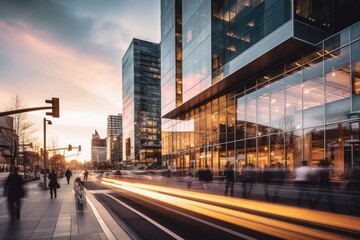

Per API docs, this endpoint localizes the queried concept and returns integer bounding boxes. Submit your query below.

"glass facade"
[106,114,122,164]
[122,39,161,165]
[182,0,212,102]
[162,20,360,180]
[212,0,291,82]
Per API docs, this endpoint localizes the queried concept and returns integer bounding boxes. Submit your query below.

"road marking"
[108,192,257,240]
[86,194,117,240]
[105,193,185,240]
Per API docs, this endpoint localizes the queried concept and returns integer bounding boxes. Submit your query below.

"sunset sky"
[0,0,160,162]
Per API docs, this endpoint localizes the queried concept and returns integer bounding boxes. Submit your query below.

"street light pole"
[43,118,52,190]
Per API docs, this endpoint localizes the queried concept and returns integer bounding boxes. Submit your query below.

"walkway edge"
[85,188,132,240]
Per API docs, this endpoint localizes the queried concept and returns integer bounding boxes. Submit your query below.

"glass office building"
[106,114,123,164]
[161,0,360,179]
[122,39,162,165]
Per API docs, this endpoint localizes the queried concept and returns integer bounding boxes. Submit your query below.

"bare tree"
[1,95,36,168]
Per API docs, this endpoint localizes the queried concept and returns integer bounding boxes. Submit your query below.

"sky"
[0,0,160,162]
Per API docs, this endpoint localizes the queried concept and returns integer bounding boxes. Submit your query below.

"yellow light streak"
[101,178,360,239]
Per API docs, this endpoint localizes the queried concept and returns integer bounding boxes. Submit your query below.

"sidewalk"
[0,173,130,240]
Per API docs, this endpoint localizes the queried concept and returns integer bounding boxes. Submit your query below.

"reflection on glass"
[302,59,324,128]
[246,90,257,138]
[285,71,302,131]
[303,127,324,166]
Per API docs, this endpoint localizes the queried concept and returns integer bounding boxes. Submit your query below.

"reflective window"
[236,94,245,140]
[304,126,325,166]
[182,37,211,102]
[352,40,360,111]
[246,138,257,165]
[324,46,351,123]
[227,98,235,142]
[236,140,246,168]
[246,89,257,138]
[302,59,324,128]
[257,83,270,136]
[270,78,285,133]
[285,130,303,169]
[258,135,269,167]
[270,133,284,165]
[285,70,302,131]
[325,122,351,177]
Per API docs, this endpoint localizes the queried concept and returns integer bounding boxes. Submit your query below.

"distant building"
[0,116,16,167]
[122,38,162,166]
[106,114,122,164]
[91,130,106,163]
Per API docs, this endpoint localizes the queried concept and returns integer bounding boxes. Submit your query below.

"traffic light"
[78,145,81,152]
[68,144,72,151]
[45,97,60,118]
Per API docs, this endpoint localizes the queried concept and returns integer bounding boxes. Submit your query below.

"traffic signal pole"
[0,97,60,117]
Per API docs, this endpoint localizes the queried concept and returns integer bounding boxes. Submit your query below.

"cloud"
[0,20,121,109]
[0,0,160,65]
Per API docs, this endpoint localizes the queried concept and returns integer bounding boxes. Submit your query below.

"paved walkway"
[0,173,130,240]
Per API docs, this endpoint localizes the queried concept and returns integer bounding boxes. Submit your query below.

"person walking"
[241,164,249,198]
[84,169,89,182]
[48,169,58,199]
[263,165,271,200]
[294,161,315,208]
[313,160,336,212]
[64,168,72,184]
[185,172,193,189]
[203,165,213,190]
[247,163,256,198]
[224,164,235,196]
[346,162,360,215]
[4,166,25,222]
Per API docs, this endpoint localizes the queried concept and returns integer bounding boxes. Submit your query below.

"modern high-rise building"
[161,0,360,179]
[122,38,162,166]
[106,114,123,164]
[91,130,106,163]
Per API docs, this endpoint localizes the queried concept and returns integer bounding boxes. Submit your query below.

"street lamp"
[43,118,52,190]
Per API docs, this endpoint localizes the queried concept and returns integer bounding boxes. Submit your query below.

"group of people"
[2,167,90,222]
[183,160,360,214]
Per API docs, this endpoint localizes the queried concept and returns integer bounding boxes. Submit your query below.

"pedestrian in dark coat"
[84,169,89,182]
[48,169,58,199]
[224,164,235,196]
[247,163,256,198]
[241,164,249,198]
[203,166,213,190]
[313,160,336,212]
[263,165,271,200]
[4,166,25,222]
[64,168,72,184]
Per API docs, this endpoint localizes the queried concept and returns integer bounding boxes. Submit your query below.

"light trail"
[101,178,360,240]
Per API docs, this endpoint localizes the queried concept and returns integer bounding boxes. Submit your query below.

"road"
[84,174,360,240]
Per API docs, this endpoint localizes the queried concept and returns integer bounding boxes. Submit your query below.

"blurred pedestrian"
[313,160,336,212]
[203,165,213,190]
[247,163,256,198]
[84,169,89,182]
[224,164,235,196]
[185,172,193,189]
[347,162,360,215]
[271,162,285,202]
[48,169,58,199]
[65,168,72,184]
[4,166,25,222]
[263,165,271,200]
[241,164,249,198]
[294,161,314,208]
